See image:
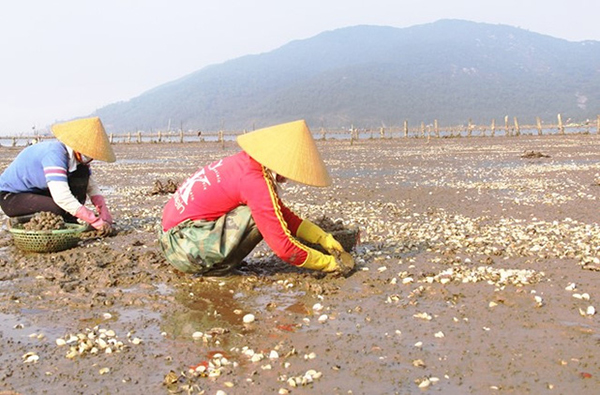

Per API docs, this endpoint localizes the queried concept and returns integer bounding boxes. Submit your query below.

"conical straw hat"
[51,117,116,163]
[237,120,331,187]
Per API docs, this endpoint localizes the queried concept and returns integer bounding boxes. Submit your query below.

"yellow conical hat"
[51,117,116,163]
[237,120,332,187]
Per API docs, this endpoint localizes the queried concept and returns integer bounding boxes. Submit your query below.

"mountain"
[92,19,600,132]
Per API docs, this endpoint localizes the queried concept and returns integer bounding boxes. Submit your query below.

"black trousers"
[0,165,90,221]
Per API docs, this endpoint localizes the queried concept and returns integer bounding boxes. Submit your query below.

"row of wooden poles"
[112,114,600,144]
[346,114,600,143]
[2,114,599,147]
[433,114,598,137]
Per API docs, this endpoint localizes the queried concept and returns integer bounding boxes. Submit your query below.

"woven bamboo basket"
[7,218,86,253]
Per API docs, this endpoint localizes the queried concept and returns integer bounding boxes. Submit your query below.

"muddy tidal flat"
[0,135,599,395]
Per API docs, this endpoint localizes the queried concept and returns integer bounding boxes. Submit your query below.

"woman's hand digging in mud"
[332,250,355,276]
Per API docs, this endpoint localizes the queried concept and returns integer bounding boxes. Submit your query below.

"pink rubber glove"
[75,205,107,230]
[90,195,113,224]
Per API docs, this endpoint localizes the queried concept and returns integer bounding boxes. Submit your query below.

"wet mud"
[0,135,599,394]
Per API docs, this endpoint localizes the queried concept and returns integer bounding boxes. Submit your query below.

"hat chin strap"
[269,170,287,183]
[74,151,93,165]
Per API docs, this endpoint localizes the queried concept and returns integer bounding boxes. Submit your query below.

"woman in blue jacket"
[0,117,115,234]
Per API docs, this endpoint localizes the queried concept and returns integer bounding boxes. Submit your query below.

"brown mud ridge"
[0,136,599,394]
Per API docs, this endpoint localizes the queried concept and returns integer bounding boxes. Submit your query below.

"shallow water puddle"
[0,311,67,349]
[160,280,315,342]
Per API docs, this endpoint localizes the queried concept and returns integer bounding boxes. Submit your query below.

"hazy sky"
[1,0,598,134]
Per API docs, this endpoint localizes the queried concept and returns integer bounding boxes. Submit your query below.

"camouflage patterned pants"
[159,205,258,274]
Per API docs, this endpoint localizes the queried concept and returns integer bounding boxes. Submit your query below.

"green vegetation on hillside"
[93,20,600,133]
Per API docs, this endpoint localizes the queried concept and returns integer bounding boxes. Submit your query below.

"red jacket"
[162,151,309,265]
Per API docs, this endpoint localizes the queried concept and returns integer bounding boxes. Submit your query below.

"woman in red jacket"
[159,120,354,276]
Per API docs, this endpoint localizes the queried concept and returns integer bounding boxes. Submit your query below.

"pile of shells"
[187,352,234,378]
[55,326,142,358]
[292,196,600,277]
[21,211,65,231]
[164,351,238,392]
[241,347,266,363]
[191,327,230,343]
[164,342,310,394]
[279,369,323,387]
[312,215,348,232]
[422,266,543,286]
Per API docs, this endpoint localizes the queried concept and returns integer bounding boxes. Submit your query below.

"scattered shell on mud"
[572,293,590,300]
[413,312,433,321]
[242,313,255,323]
[291,191,600,289]
[9,139,600,393]
[580,306,596,316]
[22,352,39,364]
[187,352,233,378]
[55,326,141,358]
[165,343,301,392]
[269,350,279,359]
[281,369,323,387]
[416,376,440,389]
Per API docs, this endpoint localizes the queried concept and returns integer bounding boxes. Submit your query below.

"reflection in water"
[161,282,246,341]
[161,280,310,343]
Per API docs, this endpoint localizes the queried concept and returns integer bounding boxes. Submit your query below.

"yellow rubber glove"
[334,251,355,275]
[297,220,345,253]
[299,248,339,272]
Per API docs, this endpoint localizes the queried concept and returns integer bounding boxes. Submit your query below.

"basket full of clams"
[7,211,87,253]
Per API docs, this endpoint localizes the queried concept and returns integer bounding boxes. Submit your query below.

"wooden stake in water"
[558,114,565,135]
